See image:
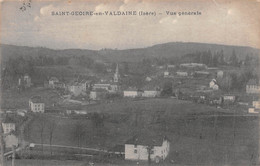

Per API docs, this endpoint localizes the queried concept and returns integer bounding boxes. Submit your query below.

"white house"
[142,90,160,98]
[248,107,259,114]
[222,95,236,103]
[164,71,170,77]
[142,88,160,98]
[123,88,143,98]
[2,118,15,134]
[93,84,111,91]
[176,71,188,77]
[29,96,45,113]
[125,134,170,162]
[246,79,260,94]
[253,101,260,109]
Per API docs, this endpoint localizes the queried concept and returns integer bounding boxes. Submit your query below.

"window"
[134,149,137,153]
[134,144,137,148]
[151,150,154,154]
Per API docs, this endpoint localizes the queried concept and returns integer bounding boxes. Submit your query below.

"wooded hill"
[1,42,259,64]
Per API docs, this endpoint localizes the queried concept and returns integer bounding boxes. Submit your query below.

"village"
[1,48,260,166]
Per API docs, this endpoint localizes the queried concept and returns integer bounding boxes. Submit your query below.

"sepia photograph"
[0,0,260,165]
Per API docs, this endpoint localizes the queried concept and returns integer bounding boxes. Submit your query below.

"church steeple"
[114,64,120,83]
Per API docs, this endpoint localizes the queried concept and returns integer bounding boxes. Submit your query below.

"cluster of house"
[43,65,120,99]
[164,70,189,78]
[163,64,222,79]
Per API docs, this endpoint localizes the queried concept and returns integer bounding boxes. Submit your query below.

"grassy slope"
[24,98,259,165]
[1,87,61,109]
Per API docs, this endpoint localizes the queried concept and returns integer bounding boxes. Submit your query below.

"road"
[32,143,109,153]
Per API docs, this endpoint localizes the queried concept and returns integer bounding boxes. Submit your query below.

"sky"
[1,0,260,50]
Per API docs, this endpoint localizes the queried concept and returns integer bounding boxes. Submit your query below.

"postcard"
[0,0,260,165]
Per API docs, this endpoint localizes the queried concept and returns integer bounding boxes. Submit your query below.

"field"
[23,98,259,165]
[1,87,61,109]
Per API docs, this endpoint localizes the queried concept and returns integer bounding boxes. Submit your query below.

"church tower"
[113,64,120,83]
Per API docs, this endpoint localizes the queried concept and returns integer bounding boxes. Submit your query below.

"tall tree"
[229,50,238,66]
[47,119,58,155]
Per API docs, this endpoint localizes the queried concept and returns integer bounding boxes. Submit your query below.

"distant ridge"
[1,42,259,63]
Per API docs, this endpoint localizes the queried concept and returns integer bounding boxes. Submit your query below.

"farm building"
[29,96,45,113]
[125,134,170,162]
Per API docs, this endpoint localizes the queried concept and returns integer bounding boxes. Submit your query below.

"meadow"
[23,98,259,165]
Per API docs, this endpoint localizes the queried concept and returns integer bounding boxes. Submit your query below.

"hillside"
[1,42,259,63]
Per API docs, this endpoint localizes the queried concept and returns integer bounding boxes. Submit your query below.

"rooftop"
[49,77,59,82]
[125,132,168,146]
[2,116,15,124]
[247,79,259,86]
[30,96,44,103]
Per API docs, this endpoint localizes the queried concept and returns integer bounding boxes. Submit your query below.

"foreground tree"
[72,121,86,147]
[47,119,59,155]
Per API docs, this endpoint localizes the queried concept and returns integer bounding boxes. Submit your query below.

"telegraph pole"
[0,121,5,166]
[12,145,15,166]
